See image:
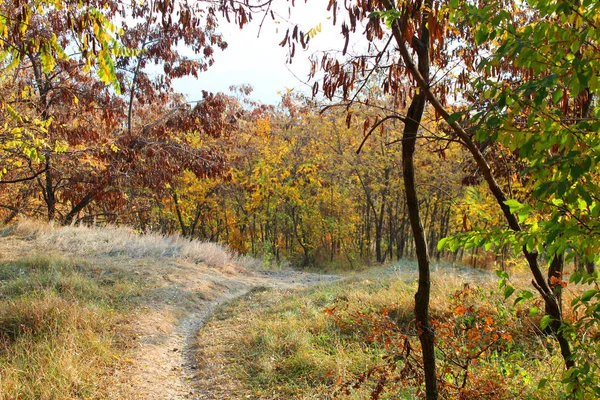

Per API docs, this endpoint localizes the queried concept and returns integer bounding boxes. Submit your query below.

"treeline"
[1,89,479,268]
[0,0,520,269]
[1,62,517,268]
[151,100,465,267]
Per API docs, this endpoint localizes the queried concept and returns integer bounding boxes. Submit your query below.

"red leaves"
[325,299,420,399]
[363,116,370,136]
[550,275,567,289]
[341,23,350,55]
[279,28,289,47]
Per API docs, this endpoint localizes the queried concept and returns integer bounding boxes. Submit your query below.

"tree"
[278,0,598,396]
[1,0,236,224]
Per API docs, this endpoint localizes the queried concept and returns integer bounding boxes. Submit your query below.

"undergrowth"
[0,256,140,400]
[197,266,566,399]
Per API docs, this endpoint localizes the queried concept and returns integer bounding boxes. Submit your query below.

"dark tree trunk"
[172,191,187,237]
[375,200,385,262]
[387,0,574,371]
[402,94,438,399]
[384,0,438,396]
[62,185,107,225]
[586,261,596,275]
[44,158,56,221]
[547,254,565,312]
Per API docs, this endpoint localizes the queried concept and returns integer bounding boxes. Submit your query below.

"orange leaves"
[430,285,516,397]
[550,275,567,289]
[484,315,494,326]
[453,304,470,316]
[324,298,421,399]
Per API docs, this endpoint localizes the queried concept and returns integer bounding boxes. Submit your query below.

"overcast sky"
[172,3,346,105]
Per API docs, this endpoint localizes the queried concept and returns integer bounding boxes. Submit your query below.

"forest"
[0,0,599,399]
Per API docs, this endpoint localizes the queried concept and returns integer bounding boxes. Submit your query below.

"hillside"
[0,222,337,399]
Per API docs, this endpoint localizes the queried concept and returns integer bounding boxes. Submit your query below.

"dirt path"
[0,225,338,399]
[118,266,339,400]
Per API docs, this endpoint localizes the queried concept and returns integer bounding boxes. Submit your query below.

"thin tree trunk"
[383,0,438,395]
[63,185,107,225]
[172,191,187,237]
[44,158,56,221]
[403,93,437,398]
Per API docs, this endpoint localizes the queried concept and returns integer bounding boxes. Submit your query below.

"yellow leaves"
[4,103,23,123]
[255,117,271,137]
[54,140,68,153]
[18,6,30,35]
[306,23,323,39]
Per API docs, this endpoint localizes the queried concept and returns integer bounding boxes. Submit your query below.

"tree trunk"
[44,158,56,221]
[386,0,574,371]
[383,0,438,396]
[402,94,438,399]
[172,191,188,237]
[63,185,107,225]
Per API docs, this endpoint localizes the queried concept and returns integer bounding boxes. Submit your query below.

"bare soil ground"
[115,267,338,400]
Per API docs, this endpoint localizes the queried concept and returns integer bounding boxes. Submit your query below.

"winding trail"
[117,266,339,399]
[0,225,338,400]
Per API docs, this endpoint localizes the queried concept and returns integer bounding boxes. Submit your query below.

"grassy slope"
[0,221,254,400]
[1,222,592,399]
[195,262,568,399]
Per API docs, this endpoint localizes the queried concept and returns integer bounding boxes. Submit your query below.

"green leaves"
[580,289,598,303]
[474,26,489,46]
[503,285,515,299]
[504,199,533,224]
[540,315,552,331]
[446,111,464,124]
[368,10,401,29]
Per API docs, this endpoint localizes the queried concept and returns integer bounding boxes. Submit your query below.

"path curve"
[120,267,339,399]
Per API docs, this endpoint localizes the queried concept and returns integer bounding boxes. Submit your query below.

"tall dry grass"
[5,220,260,269]
[0,220,264,399]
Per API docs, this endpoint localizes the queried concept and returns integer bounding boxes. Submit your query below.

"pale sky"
[172,2,347,105]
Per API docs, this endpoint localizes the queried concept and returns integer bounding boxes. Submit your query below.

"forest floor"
[0,222,577,399]
[0,222,338,399]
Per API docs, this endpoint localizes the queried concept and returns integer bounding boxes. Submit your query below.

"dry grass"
[194,261,567,399]
[4,219,260,269]
[0,220,263,399]
[0,256,137,400]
